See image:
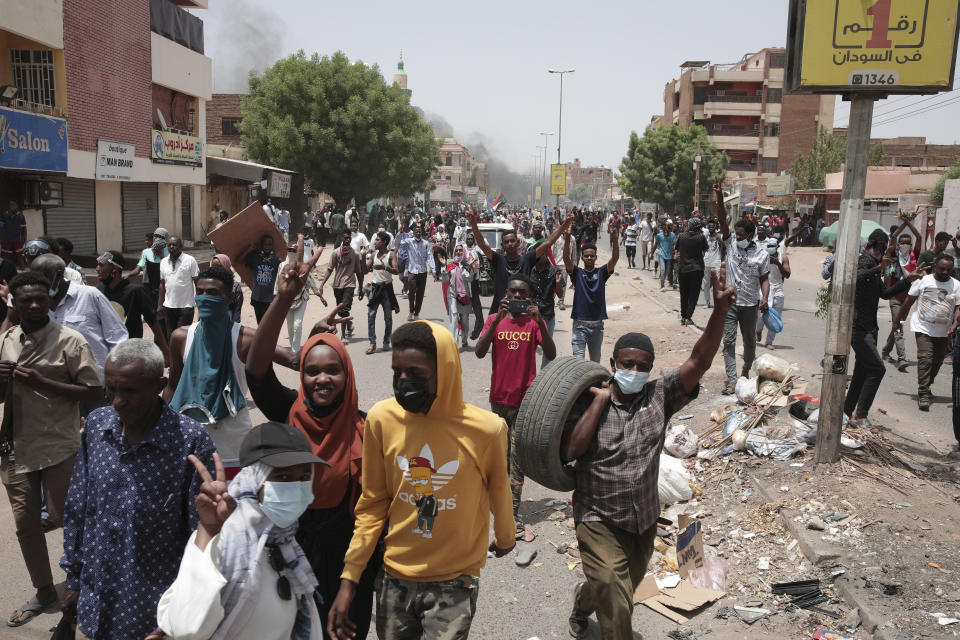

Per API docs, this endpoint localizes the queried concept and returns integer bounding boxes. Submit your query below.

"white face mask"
[737,239,750,250]
[260,480,314,528]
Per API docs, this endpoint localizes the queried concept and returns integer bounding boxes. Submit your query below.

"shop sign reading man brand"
[0,107,68,172]
[787,0,960,93]
[151,129,203,166]
[96,140,135,181]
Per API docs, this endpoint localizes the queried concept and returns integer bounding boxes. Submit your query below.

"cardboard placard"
[676,515,704,579]
[207,201,286,288]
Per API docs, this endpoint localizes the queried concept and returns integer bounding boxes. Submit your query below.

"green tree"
[241,51,438,207]
[568,184,592,205]
[868,142,884,166]
[617,125,728,211]
[789,127,847,190]
[929,157,960,205]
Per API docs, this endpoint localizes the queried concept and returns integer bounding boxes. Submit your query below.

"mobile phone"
[508,299,528,315]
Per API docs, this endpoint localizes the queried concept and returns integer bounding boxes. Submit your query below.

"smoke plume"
[210,0,286,93]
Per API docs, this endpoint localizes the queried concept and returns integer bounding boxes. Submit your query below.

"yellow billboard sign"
[550,163,566,195]
[535,185,542,200]
[786,0,960,94]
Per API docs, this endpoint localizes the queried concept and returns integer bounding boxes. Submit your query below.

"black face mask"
[393,375,436,414]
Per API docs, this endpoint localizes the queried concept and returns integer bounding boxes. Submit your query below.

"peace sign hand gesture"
[710,262,737,312]
[277,234,324,303]
[189,452,236,548]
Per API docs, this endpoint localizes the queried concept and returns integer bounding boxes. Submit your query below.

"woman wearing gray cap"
[156,422,327,639]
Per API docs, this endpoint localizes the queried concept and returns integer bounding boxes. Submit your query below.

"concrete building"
[661,48,834,180]
[830,134,960,170]
[392,54,411,98]
[202,92,297,235]
[564,158,616,204]
[430,138,487,205]
[0,0,212,256]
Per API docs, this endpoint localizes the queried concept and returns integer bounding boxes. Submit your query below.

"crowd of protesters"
[0,187,957,640]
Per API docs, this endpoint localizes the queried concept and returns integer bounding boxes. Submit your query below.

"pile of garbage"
[696,353,819,462]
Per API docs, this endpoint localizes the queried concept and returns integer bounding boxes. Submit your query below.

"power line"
[872,94,960,127]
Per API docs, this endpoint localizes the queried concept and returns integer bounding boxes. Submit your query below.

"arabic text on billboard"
[151,129,203,166]
[789,0,960,93]
[0,107,68,172]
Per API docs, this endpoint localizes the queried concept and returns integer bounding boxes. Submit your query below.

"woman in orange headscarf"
[245,239,380,639]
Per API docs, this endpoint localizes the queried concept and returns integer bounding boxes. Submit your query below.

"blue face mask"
[195,293,229,321]
[614,369,649,394]
[260,480,314,528]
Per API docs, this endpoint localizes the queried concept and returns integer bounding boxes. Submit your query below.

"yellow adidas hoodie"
[341,321,515,583]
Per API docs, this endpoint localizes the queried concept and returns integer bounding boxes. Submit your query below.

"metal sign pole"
[815,94,876,464]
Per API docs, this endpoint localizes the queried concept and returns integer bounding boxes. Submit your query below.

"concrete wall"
[95,180,122,250]
[151,32,212,100]
[0,0,64,48]
[206,93,245,145]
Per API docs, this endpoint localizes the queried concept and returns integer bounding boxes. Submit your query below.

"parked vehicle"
[475,222,514,297]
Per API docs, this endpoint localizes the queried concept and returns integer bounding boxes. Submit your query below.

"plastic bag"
[658,453,693,505]
[687,557,729,592]
[751,353,792,382]
[722,410,750,437]
[744,431,807,460]
[664,421,698,458]
[762,307,783,333]
[735,376,758,404]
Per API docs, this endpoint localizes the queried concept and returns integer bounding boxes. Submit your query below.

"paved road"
[0,242,947,638]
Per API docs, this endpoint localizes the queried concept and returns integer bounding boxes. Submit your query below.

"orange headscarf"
[286,333,364,511]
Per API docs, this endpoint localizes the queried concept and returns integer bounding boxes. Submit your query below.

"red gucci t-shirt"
[482,314,543,408]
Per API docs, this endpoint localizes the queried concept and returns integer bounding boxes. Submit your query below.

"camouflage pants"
[376,572,480,640]
[490,403,524,521]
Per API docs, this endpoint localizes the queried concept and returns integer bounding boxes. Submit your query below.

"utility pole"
[539,132,553,209]
[815,95,876,464]
[693,140,702,216]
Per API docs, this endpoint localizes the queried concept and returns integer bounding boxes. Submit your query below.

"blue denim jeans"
[367,286,393,346]
[540,315,557,369]
[572,320,604,362]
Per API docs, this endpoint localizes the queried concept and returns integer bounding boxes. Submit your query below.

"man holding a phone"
[476,273,556,530]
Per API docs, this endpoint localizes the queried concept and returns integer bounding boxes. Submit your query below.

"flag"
[459,194,468,208]
[484,195,491,211]
[490,193,503,210]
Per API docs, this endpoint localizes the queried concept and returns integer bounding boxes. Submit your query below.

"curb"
[748,474,900,640]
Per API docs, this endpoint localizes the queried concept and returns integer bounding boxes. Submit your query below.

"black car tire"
[514,356,610,492]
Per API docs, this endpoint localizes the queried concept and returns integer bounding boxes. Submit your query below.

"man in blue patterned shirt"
[60,339,216,639]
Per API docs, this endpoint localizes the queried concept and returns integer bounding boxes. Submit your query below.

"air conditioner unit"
[22,180,63,208]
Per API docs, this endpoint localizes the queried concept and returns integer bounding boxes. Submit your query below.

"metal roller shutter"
[122,182,159,252]
[46,178,96,256]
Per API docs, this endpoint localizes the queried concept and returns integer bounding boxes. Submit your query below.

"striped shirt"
[402,237,434,275]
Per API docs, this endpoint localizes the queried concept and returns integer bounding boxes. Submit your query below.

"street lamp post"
[539,132,554,210]
[548,68,574,208]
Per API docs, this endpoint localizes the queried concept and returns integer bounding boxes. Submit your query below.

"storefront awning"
[206,156,293,183]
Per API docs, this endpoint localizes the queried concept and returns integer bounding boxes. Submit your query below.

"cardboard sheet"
[207,201,286,288]
[676,515,704,578]
[634,574,724,624]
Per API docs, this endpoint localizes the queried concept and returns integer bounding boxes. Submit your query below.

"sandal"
[7,600,52,627]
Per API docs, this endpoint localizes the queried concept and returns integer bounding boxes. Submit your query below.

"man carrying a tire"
[561,267,736,640]
[475,273,557,532]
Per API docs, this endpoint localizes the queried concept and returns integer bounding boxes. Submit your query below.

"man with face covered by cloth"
[327,321,515,640]
[561,265,736,640]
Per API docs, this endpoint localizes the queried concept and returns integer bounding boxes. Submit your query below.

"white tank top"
[182,322,252,467]
[371,251,393,284]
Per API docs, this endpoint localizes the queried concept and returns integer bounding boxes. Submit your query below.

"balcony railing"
[0,98,65,118]
[706,95,762,103]
[708,128,759,137]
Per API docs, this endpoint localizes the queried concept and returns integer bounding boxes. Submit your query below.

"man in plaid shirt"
[561,265,736,640]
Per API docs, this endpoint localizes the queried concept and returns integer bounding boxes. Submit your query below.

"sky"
[197,0,960,177]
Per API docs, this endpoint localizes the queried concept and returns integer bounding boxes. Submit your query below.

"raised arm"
[607,226,619,272]
[562,228,574,273]
[678,266,736,393]
[244,237,322,378]
[535,212,574,260]
[467,209,494,260]
[714,181,730,240]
